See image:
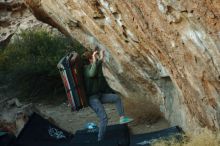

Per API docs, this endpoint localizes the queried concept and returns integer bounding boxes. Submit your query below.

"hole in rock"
[112,12,119,19]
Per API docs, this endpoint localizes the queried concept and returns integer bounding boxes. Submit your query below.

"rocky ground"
[36,101,169,135]
[0,96,169,136]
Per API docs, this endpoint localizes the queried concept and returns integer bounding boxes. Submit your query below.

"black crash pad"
[15,113,73,146]
[71,124,130,146]
[130,126,183,146]
[0,132,16,146]
[70,140,118,146]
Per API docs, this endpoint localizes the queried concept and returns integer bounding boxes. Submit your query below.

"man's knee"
[100,114,108,125]
[89,98,101,109]
[114,94,121,102]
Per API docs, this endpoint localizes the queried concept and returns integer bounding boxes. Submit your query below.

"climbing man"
[82,47,133,141]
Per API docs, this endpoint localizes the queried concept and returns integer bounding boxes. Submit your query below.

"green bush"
[0,29,85,102]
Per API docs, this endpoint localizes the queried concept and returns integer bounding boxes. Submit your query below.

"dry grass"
[123,97,162,125]
[152,128,220,146]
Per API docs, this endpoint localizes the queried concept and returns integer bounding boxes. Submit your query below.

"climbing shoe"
[120,117,133,124]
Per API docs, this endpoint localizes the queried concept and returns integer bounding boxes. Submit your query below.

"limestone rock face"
[0,98,34,135]
[0,0,55,47]
[24,0,220,132]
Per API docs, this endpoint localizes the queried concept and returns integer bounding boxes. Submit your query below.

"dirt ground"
[36,102,170,135]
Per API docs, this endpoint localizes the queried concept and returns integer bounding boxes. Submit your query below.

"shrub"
[0,29,85,102]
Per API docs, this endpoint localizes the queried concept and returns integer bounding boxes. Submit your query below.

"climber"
[82,47,133,141]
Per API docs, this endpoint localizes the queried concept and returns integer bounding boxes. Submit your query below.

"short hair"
[81,50,93,63]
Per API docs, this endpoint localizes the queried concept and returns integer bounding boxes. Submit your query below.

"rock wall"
[0,98,56,136]
[22,0,220,132]
[0,0,56,47]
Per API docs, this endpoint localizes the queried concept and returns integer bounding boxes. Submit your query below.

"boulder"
[0,0,58,47]
[19,0,220,132]
[0,98,54,136]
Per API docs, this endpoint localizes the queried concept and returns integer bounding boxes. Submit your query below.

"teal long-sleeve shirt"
[83,60,114,98]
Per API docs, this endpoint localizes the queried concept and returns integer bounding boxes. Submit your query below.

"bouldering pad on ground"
[130,126,183,146]
[15,113,73,146]
[71,124,130,146]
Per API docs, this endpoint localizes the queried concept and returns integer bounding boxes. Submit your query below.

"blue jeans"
[89,93,124,141]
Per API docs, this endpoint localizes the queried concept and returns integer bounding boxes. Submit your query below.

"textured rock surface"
[22,0,220,132]
[0,98,57,136]
[0,0,55,47]
[0,98,33,135]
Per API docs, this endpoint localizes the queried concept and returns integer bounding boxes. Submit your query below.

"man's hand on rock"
[92,51,98,63]
[100,49,105,62]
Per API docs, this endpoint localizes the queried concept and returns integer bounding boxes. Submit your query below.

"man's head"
[82,50,93,60]
[82,50,93,64]
[82,46,101,64]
